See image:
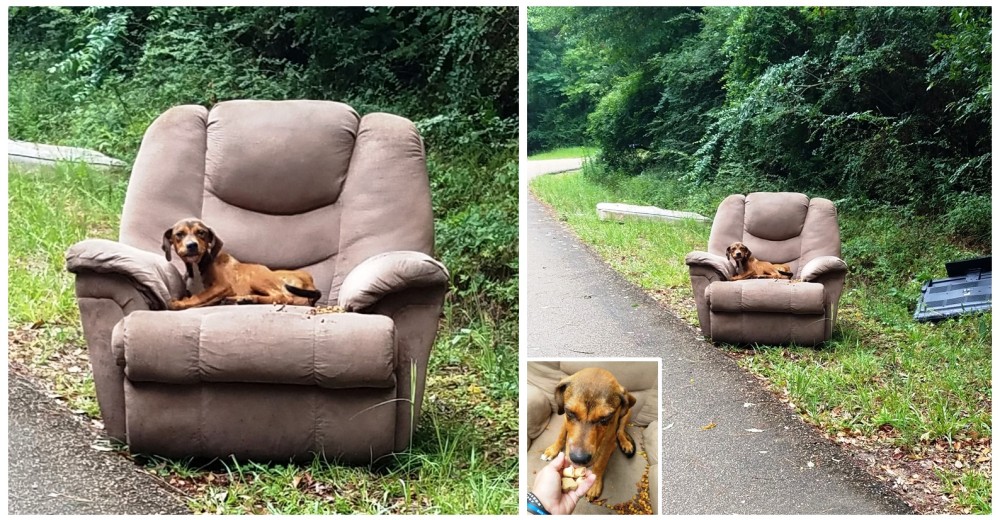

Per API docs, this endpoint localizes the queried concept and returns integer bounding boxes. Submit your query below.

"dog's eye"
[175,230,186,238]
[597,415,613,426]
[566,411,578,422]
[196,229,207,237]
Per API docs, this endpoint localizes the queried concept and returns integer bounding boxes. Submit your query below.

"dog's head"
[554,367,636,468]
[726,241,751,263]
[162,218,223,265]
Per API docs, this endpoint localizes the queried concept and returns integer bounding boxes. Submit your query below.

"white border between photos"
[517,3,529,516]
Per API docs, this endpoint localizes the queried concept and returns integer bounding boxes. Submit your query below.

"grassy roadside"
[8,163,518,514]
[529,159,991,514]
[526,146,598,161]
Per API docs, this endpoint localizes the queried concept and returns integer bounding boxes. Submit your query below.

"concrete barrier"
[597,202,711,223]
[8,140,127,170]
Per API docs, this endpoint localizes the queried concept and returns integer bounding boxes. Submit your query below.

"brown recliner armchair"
[685,192,847,346]
[65,100,449,463]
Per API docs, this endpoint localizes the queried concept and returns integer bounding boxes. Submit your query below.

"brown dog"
[541,367,637,500]
[162,218,321,310]
[726,241,793,281]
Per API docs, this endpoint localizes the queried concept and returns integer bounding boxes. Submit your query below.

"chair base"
[124,380,399,463]
[709,311,828,346]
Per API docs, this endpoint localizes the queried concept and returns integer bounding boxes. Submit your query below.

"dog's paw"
[619,431,636,458]
[586,477,604,501]
[541,445,561,461]
[167,300,183,311]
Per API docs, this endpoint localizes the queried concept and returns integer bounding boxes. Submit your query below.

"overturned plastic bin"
[913,256,991,322]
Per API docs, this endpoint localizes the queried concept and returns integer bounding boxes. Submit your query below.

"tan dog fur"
[726,241,793,281]
[541,367,637,501]
[162,218,321,310]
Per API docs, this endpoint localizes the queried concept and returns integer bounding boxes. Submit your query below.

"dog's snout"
[568,450,592,466]
[183,240,199,253]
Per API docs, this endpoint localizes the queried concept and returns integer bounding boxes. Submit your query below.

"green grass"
[527,146,598,160]
[9,162,126,324]
[8,162,518,514]
[531,169,992,514]
[531,170,709,318]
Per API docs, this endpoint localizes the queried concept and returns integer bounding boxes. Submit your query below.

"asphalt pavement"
[525,160,911,514]
[8,368,187,514]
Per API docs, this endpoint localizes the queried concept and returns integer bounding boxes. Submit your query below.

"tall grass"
[8,163,126,324]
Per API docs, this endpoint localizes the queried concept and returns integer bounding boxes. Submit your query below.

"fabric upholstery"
[115,308,396,389]
[124,381,397,463]
[709,312,827,346]
[338,251,449,312]
[527,362,660,515]
[66,100,446,460]
[706,280,825,315]
[689,192,847,345]
[66,239,186,309]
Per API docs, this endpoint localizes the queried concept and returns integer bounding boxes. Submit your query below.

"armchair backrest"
[118,100,433,305]
[707,192,841,275]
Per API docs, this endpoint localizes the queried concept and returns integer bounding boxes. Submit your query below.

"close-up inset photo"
[525,360,660,515]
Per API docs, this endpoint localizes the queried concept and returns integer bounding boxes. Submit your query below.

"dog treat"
[312,305,345,314]
[561,466,587,491]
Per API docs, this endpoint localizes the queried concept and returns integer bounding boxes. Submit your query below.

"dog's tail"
[778,270,794,279]
[285,284,322,304]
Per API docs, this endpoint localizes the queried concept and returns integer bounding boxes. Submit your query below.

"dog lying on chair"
[162,218,321,310]
[726,241,794,281]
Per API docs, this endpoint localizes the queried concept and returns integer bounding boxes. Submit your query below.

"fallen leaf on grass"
[701,422,717,431]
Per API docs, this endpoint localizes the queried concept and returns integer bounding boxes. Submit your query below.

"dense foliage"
[9,6,518,312]
[528,7,991,243]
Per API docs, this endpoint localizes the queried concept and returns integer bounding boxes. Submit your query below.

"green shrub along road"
[9,7,517,514]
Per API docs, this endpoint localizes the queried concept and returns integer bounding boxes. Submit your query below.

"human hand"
[532,451,597,514]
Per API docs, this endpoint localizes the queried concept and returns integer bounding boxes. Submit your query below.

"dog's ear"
[162,228,173,261]
[725,245,732,257]
[554,376,572,415]
[742,244,752,257]
[620,390,637,412]
[206,227,224,259]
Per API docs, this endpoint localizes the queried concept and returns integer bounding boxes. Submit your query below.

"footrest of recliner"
[706,279,825,315]
[113,305,396,389]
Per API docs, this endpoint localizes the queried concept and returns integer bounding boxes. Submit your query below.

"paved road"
[525,164,910,514]
[523,158,584,180]
[8,368,188,514]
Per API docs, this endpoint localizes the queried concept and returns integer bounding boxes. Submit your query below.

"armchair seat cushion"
[706,280,825,315]
[113,306,396,389]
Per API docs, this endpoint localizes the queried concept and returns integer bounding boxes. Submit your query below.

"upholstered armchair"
[685,192,847,346]
[65,100,449,462]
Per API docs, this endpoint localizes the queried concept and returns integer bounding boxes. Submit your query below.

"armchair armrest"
[799,255,848,282]
[338,251,449,312]
[685,251,735,280]
[527,383,554,442]
[66,239,185,310]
